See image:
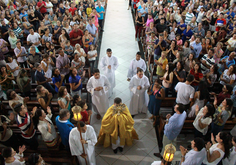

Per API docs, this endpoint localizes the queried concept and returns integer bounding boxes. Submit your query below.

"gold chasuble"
[97,104,139,147]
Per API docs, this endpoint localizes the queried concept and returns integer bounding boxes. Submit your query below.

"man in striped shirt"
[190,36,202,59]
[15,103,39,150]
[200,49,216,74]
[185,9,194,25]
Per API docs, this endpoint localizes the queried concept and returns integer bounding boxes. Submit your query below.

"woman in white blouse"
[223,136,236,165]
[41,54,54,79]
[8,30,19,49]
[5,55,20,78]
[45,0,53,12]
[219,65,235,86]
[34,107,60,148]
[7,89,29,110]
[2,145,26,165]
[74,44,86,64]
[193,104,214,138]
[203,132,231,165]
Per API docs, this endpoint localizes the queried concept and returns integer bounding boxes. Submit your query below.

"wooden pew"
[157,117,236,136]
[160,97,176,107]
[0,145,73,165]
[13,82,89,100]
[2,100,59,113]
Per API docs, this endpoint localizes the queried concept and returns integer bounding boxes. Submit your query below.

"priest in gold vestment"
[97,97,139,153]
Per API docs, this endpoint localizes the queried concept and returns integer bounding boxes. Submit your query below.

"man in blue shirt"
[35,63,56,94]
[190,36,202,59]
[55,109,74,150]
[96,2,105,32]
[86,19,97,45]
[19,9,28,20]
[154,103,186,158]
[52,68,65,93]
[139,4,148,17]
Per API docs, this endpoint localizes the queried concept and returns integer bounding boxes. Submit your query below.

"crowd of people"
[0,0,106,164]
[131,0,236,164]
[0,0,236,164]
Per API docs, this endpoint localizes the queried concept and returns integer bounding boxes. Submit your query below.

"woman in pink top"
[145,14,154,29]
[90,8,100,29]
[176,34,183,50]
[214,42,224,64]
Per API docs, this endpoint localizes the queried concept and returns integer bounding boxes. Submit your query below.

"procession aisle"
[90,0,161,164]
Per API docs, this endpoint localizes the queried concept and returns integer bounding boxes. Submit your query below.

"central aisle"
[90,0,160,164]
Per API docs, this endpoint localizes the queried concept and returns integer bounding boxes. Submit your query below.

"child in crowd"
[65,40,74,60]
[78,101,92,125]
[87,44,97,74]
[155,51,168,77]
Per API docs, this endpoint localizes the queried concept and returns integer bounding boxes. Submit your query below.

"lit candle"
[73,112,82,121]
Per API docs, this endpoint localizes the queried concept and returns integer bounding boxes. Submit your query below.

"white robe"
[111,136,124,150]
[86,75,111,116]
[100,55,119,98]
[129,75,150,115]
[127,58,146,79]
[69,126,97,165]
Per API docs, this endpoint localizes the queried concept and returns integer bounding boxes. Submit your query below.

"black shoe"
[113,148,118,154]
[101,29,104,32]
[118,147,123,152]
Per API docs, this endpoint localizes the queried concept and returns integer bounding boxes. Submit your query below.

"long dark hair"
[33,109,42,127]
[70,67,78,79]
[58,86,67,98]
[194,62,202,73]
[199,81,209,100]
[219,132,232,159]
[0,65,7,74]
[2,147,12,159]
[27,153,40,165]
[212,64,218,74]
[204,104,215,118]
[62,29,70,40]
[5,55,11,63]
[19,69,27,78]
[6,89,14,100]
[166,63,174,81]
[225,98,233,111]
[78,101,86,109]
[229,65,236,75]
[52,67,59,77]
[170,40,177,50]
[73,94,80,106]
[176,61,184,72]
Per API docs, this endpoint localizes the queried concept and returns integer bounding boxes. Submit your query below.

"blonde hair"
[8,30,14,36]
[217,42,223,48]
[161,51,167,56]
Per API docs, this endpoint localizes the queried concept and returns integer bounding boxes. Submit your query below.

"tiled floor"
[89,0,161,164]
